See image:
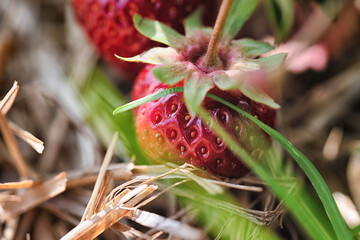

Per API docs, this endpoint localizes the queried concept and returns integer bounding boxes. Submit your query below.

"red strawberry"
[71,0,217,78]
[133,65,276,178]
[114,4,286,178]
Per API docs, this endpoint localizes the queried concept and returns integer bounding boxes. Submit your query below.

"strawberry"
[115,2,287,178]
[71,0,217,77]
[133,65,276,178]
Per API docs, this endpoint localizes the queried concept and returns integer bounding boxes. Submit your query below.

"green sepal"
[184,7,204,37]
[223,0,259,39]
[246,53,287,71]
[152,63,191,85]
[239,84,280,109]
[184,73,214,116]
[231,53,287,72]
[212,70,243,90]
[233,38,275,57]
[212,70,281,109]
[115,47,180,65]
[133,14,186,48]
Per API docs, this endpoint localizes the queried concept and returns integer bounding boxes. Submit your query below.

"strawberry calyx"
[116,9,286,116]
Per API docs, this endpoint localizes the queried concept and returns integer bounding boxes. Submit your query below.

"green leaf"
[233,38,275,57]
[223,0,259,39]
[239,84,280,109]
[184,73,213,116]
[133,14,186,48]
[152,63,191,85]
[265,0,294,41]
[115,47,181,65]
[205,93,352,240]
[113,87,183,115]
[232,53,287,72]
[184,7,204,36]
[212,70,243,90]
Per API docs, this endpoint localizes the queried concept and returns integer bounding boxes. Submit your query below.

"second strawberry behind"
[71,0,218,78]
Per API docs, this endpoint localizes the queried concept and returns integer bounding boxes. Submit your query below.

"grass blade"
[113,87,183,115]
[206,93,351,240]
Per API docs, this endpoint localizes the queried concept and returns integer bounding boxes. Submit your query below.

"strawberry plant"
[114,0,285,178]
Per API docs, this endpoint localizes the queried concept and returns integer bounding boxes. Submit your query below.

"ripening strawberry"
[133,65,276,178]
[71,0,217,77]
[115,3,286,178]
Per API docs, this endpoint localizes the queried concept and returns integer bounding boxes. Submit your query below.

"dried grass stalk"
[8,121,44,154]
[0,81,19,115]
[93,171,113,214]
[207,179,262,192]
[128,209,206,240]
[0,113,29,178]
[0,179,34,189]
[136,164,262,192]
[111,222,151,239]
[81,132,117,221]
[66,163,133,189]
[61,184,157,240]
[2,172,67,217]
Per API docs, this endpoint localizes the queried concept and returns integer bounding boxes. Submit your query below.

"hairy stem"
[203,0,234,67]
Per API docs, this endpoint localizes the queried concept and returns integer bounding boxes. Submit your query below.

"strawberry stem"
[203,0,234,67]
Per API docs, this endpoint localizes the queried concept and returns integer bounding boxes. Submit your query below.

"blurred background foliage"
[0,0,360,239]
